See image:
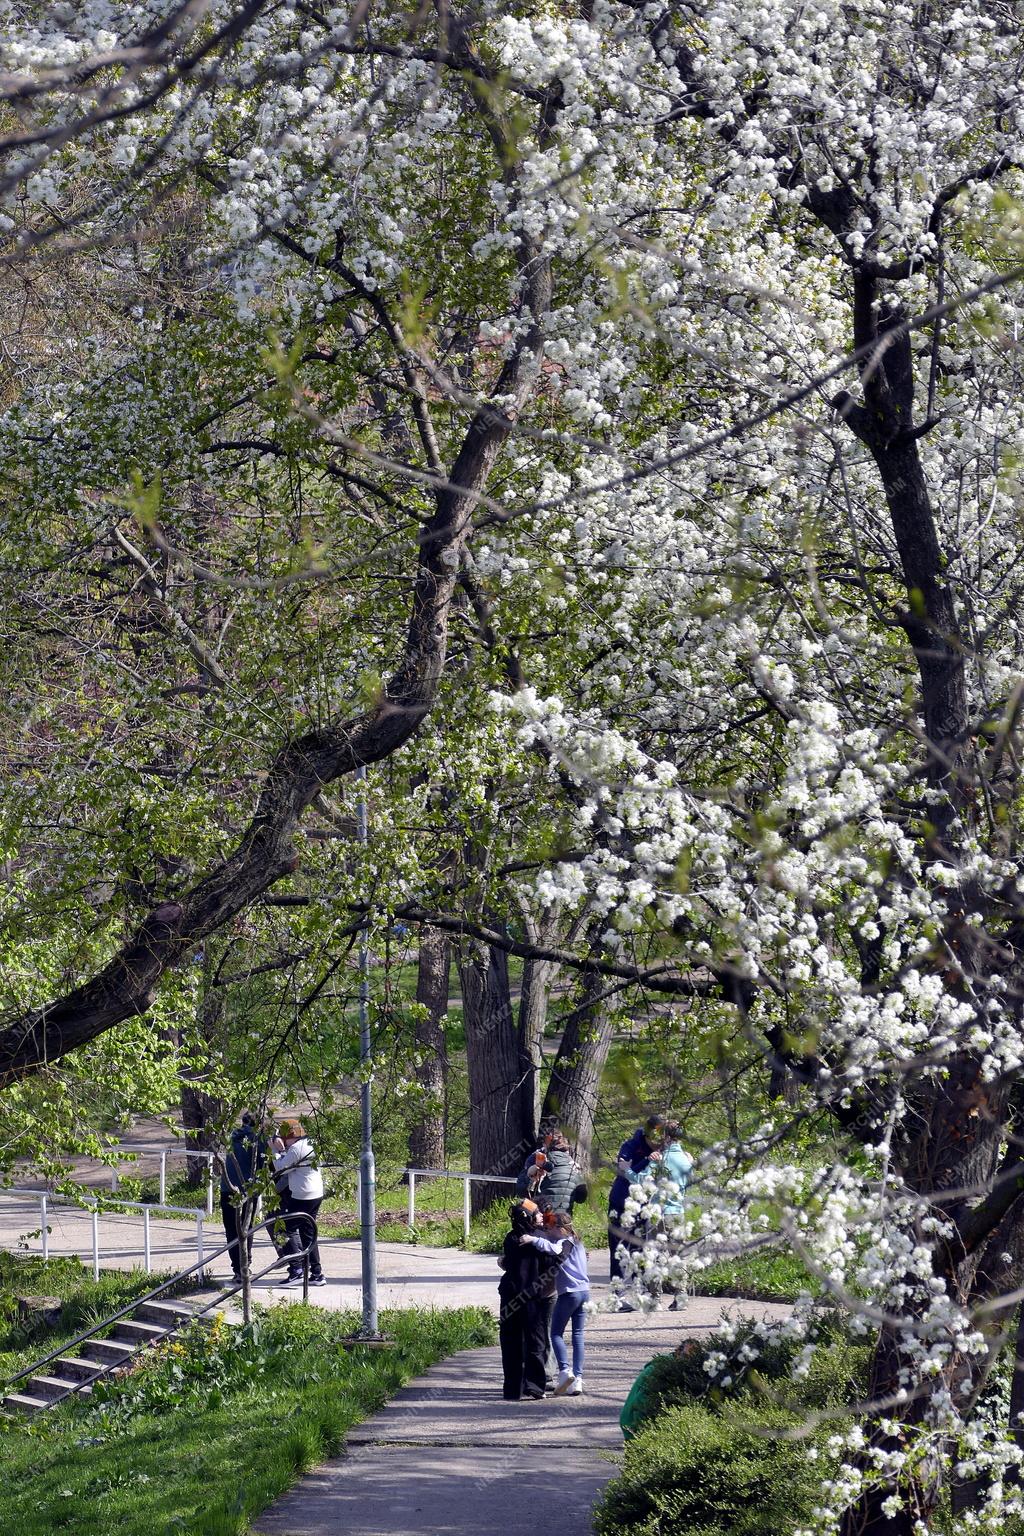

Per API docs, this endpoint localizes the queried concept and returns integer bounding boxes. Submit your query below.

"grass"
[0,1301,494,1536]
[692,1247,819,1302]
[0,1254,192,1383]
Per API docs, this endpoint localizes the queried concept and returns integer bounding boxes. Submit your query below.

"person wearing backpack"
[519,1132,583,1215]
[272,1119,326,1288]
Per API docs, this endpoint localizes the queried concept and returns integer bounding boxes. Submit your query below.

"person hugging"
[521,1207,591,1396]
[497,1199,550,1401]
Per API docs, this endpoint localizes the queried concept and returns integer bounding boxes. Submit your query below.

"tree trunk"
[407,925,450,1172]
[516,954,553,1137]
[459,940,536,1214]
[514,900,561,1139]
[180,948,227,1188]
[542,966,615,1172]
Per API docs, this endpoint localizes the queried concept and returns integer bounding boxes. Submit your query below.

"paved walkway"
[251,1299,791,1536]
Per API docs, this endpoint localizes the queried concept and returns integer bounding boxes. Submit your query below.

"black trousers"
[283,1195,323,1280]
[498,1294,549,1400]
[221,1194,255,1278]
[609,1221,624,1280]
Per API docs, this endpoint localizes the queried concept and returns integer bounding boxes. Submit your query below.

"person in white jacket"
[273,1119,326,1287]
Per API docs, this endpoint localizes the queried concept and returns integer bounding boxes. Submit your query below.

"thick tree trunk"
[542,967,614,1172]
[459,940,536,1214]
[180,948,227,1187]
[516,954,554,1137]
[180,1079,224,1188]
[407,925,450,1172]
[514,901,561,1138]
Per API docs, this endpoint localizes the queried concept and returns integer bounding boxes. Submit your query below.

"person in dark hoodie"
[607,1113,666,1284]
[220,1111,268,1284]
[497,1199,552,1401]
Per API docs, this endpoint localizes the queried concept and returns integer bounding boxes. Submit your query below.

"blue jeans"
[551,1289,589,1377]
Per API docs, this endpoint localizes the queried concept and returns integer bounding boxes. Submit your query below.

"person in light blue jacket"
[657,1120,693,1222]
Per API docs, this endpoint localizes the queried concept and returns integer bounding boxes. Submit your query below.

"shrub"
[596,1398,830,1536]
[621,1310,871,1439]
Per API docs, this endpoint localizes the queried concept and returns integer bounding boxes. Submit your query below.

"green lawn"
[0,1301,494,1536]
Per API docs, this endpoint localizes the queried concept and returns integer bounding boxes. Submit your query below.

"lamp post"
[356,765,379,1336]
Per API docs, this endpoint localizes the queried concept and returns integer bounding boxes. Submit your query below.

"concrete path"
[251,1298,791,1536]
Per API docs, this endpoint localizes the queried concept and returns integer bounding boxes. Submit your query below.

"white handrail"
[0,1188,208,1276]
[404,1167,518,1241]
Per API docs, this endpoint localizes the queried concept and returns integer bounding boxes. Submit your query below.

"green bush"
[596,1399,829,1536]
[621,1311,871,1439]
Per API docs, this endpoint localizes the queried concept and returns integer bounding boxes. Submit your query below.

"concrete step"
[53,1356,104,1383]
[81,1338,136,1366]
[133,1300,208,1329]
[22,1373,83,1404]
[2,1390,51,1415]
[113,1319,170,1346]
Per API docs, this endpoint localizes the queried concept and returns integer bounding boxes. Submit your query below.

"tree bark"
[407,925,450,1172]
[180,946,227,1187]
[459,940,536,1213]
[542,966,615,1172]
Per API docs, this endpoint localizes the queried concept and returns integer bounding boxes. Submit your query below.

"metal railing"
[2,1213,317,1403]
[405,1167,518,1240]
[12,1143,217,1214]
[1,1189,213,1280]
[110,1144,217,1214]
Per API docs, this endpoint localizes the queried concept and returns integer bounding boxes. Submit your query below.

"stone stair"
[2,1294,229,1417]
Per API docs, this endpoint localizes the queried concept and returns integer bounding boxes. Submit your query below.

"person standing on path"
[518,1131,583,1215]
[497,1200,550,1400]
[653,1120,692,1228]
[607,1114,666,1283]
[523,1210,590,1396]
[273,1119,326,1288]
[220,1111,268,1284]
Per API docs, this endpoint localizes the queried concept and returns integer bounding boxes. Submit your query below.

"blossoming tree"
[3,1,1024,1529]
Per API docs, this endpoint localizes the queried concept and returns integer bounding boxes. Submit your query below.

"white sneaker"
[552,1370,576,1396]
[567,1377,583,1396]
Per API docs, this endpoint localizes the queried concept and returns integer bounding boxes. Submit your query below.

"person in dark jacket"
[607,1114,666,1283]
[220,1112,268,1282]
[498,1199,553,1401]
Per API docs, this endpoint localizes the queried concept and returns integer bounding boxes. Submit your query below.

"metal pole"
[463,1176,471,1242]
[159,1150,167,1205]
[143,1207,152,1274]
[408,1170,416,1231]
[91,1208,100,1281]
[40,1194,48,1263]
[357,765,378,1337]
[206,1156,214,1216]
[196,1212,205,1271]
